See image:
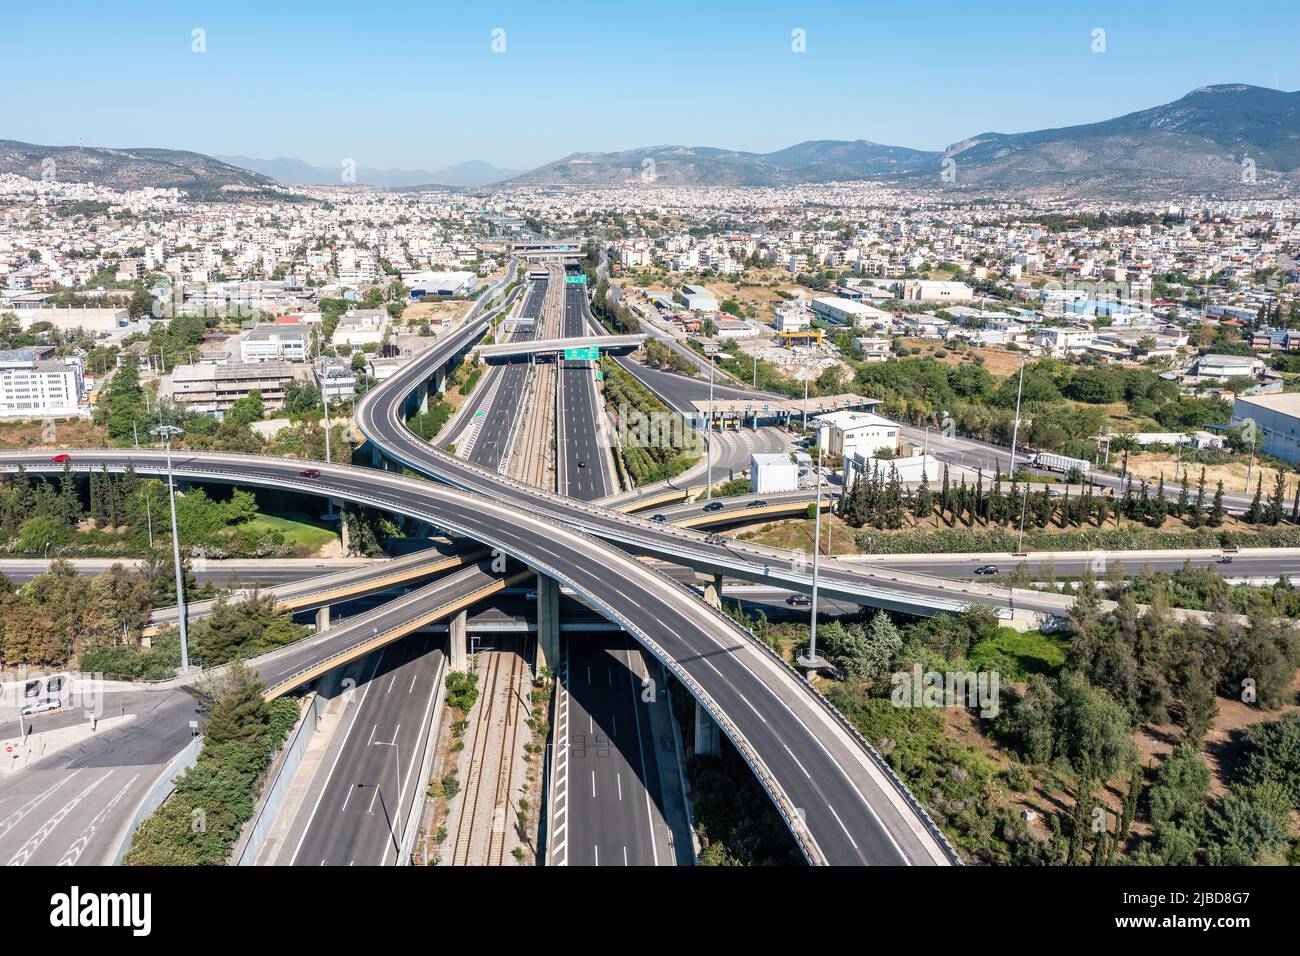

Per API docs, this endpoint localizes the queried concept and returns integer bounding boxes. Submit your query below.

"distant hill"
[0,141,278,198]
[218,155,522,188]
[931,84,1300,196]
[508,140,939,186]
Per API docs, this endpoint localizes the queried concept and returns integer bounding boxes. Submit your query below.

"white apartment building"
[0,350,84,418]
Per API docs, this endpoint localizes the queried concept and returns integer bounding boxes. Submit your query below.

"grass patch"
[240,511,337,553]
[968,628,1069,681]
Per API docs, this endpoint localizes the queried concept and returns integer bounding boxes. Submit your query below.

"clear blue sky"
[6,0,1298,171]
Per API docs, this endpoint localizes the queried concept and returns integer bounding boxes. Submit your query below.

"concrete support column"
[535,573,561,675]
[369,445,384,469]
[337,507,351,555]
[449,609,468,672]
[694,700,721,758]
[695,572,724,610]
[315,604,331,633]
[418,380,430,414]
[435,368,447,395]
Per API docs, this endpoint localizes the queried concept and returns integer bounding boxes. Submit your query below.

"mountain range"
[5,85,1298,198]
[216,155,522,188]
[0,141,278,198]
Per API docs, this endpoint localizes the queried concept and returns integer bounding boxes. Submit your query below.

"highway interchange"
[0,258,1261,869]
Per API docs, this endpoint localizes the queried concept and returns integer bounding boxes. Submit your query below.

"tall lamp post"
[705,346,716,500]
[151,425,189,672]
[1008,355,1026,476]
[798,441,826,674]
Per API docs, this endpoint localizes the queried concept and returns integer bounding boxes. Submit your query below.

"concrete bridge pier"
[316,605,331,633]
[535,573,561,675]
[449,608,468,671]
[694,700,721,758]
[695,572,724,610]
[417,380,430,414]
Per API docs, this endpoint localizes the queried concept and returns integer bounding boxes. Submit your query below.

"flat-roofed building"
[810,296,892,328]
[171,361,307,415]
[1231,393,1300,464]
[240,322,308,363]
[0,349,84,418]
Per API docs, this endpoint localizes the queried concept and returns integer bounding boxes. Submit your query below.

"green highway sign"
[564,346,600,360]
[565,274,587,284]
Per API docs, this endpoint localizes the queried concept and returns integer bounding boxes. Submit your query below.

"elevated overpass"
[0,449,958,866]
[477,333,643,361]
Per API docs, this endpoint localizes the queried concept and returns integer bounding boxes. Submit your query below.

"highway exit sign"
[565,346,600,360]
[565,275,587,284]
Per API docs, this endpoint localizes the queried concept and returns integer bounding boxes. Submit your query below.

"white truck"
[1031,452,1091,475]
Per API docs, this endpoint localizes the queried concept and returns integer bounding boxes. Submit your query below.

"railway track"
[448,634,531,865]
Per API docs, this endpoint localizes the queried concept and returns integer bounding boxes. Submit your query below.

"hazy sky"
[6,0,1298,171]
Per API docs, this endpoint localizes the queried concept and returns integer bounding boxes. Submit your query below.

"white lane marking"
[782,744,812,779]
[827,804,859,851]
[591,771,596,799]
[616,773,623,801]
[57,772,141,866]
[8,772,110,866]
[0,776,73,840]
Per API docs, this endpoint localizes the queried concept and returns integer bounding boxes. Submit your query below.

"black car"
[786,594,812,607]
[577,460,586,468]
[649,514,667,523]
[974,564,999,575]
[746,499,768,508]
[703,501,725,512]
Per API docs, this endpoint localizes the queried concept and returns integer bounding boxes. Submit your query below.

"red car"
[299,468,321,478]
[50,454,71,463]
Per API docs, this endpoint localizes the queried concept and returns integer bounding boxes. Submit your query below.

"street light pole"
[152,425,189,672]
[1008,356,1025,476]
[808,441,824,666]
[705,351,715,500]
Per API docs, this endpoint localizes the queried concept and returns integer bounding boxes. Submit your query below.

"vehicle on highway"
[1218,555,1233,564]
[703,501,725,512]
[649,514,666,523]
[523,589,538,600]
[50,453,71,463]
[747,499,768,508]
[974,564,1000,575]
[299,468,321,478]
[786,594,812,607]
[577,460,586,468]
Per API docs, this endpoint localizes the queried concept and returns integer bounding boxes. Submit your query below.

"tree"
[227,389,265,428]
[200,660,270,746]
[1055,670,1138,782]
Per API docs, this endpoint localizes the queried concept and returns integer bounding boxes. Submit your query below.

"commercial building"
[751,453,799,493]
[681,284,719,312]
[814,410,899,460]
[403,270,478,298]
[333,309,386,348]
[15,307,129,335]
[1192,353,1265,381]
[844,452,947,489]
[713,318,759,339]
[810,296,891,328]
[171,362,307,415]
[893,280,974,304]
[241,322,309,362]
[0,349,84,418]
[1231,393,1300,464]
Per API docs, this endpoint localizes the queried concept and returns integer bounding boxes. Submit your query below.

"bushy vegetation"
[600,358,701,485]
[124,663,301,866]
